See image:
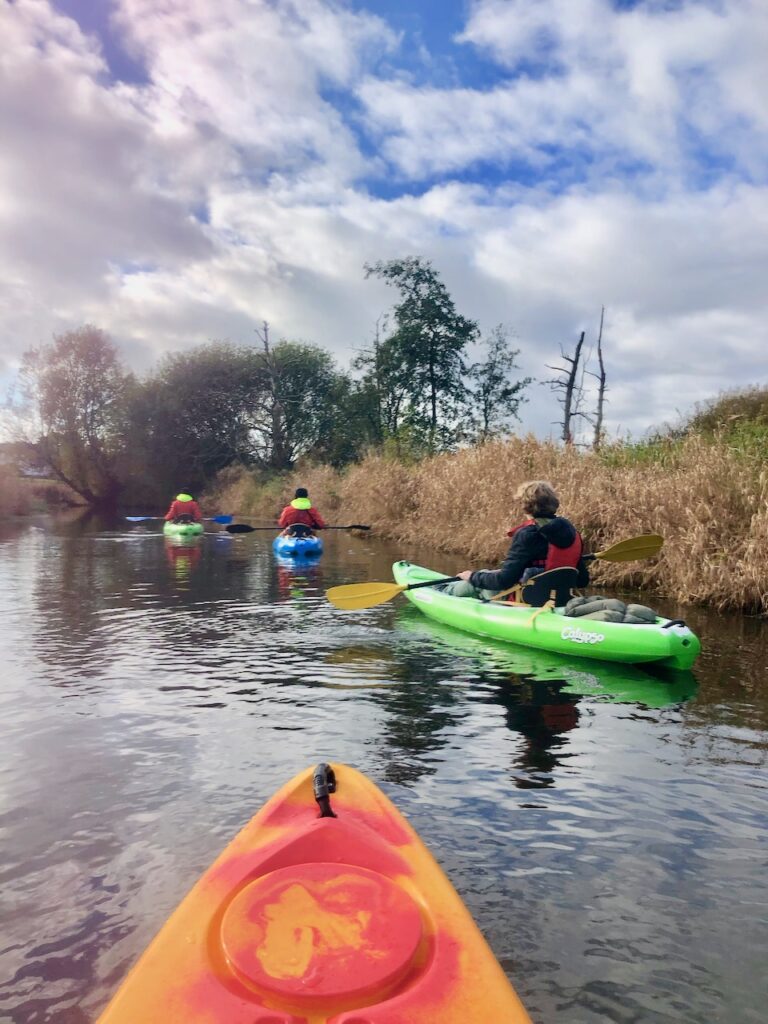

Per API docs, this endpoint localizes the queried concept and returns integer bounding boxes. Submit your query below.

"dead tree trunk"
[593,307,607,451]
[544,331,585,445]
[254,321,290,469]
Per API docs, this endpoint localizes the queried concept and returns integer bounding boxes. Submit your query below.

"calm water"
[0,515,766,1024]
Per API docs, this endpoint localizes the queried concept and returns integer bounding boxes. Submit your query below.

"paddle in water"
[326,534,664,611]
[226,523,370,534]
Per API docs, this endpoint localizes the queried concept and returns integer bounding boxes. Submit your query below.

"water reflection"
[489,679,581,788]
[163,537,202,583]
[395,606,699,708]
[274,554,323,601]
[390,608,702,791]
[0,520,766,1024]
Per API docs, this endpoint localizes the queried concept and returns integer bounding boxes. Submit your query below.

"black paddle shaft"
[226,523,370,534]
[406,576,461,591]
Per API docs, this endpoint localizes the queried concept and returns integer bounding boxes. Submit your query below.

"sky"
[1,0,767,439]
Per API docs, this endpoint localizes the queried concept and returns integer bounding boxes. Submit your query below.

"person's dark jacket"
[470,516,590,591]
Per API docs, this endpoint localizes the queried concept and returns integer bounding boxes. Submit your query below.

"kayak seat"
[287,523,314,537]
[520,567,580,608]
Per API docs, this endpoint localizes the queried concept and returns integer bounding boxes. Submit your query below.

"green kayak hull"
[392,561,701,670]
[163,521,204,537]
[397,608,698,708]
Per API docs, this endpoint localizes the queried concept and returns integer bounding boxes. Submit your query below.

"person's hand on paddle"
[456,570,473,581]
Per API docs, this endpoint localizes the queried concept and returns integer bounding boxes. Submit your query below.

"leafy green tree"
[465,325,532,442]
[129,341,265,495]
[259,338,350,468]
[19,326,133,507]
[364,257,479,452]
[131,334,362,488]
[352,317,413,448]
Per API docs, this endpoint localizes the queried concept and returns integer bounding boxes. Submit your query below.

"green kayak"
[392,561,701,670]
[397,608,698,707]
[163,520,204,537]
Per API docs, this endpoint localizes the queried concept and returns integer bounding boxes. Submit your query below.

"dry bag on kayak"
[564,595,658,624]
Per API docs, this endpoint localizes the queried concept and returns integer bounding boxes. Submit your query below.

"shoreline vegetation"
[7,261,768,614]
[207,433,768,615]
[0,466,79,517]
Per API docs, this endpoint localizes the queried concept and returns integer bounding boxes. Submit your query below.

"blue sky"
[2,0,767,439]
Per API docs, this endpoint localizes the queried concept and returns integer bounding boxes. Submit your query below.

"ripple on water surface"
[0,523,766,1023]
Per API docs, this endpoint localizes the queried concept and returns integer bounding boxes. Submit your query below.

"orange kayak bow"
[97,763,532,1023]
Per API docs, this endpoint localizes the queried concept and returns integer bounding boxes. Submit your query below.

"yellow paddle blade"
[326,581,407,610]
[594,534,664,562]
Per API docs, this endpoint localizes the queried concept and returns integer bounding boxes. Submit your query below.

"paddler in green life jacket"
[277,487,327,537]
[445,480,590,600]
[164,491,203,523]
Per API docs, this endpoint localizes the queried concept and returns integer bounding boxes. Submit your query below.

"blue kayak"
[272,534,324,558]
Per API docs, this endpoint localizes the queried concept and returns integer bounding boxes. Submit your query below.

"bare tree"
[543,330,586,444]
[543,310,609,447]
[252,321,289,469]
[591,307,608,450]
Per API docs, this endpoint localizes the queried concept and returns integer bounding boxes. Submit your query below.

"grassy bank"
[210,434,768,613]
[0,466,80,516]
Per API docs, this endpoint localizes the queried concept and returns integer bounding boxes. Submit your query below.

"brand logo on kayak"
[561,626,605,645]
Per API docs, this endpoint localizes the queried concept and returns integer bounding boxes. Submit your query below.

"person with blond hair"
[446,480,590,599]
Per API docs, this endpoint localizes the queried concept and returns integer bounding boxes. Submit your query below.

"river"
[0,515,766,1023]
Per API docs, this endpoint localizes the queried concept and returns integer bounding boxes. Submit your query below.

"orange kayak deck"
[97,764,532,1024]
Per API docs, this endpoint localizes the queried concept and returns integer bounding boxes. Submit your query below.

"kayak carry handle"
[313,762,337,818]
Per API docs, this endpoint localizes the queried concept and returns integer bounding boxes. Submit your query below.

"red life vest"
[278,504,326,530]
[542,533,583,570]
[505,519,583,595]
[165,498,202,522]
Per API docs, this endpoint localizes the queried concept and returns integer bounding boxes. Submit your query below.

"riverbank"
[208,434,768,613]
[0,466,80,516]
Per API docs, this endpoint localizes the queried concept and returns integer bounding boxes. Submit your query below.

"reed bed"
[0,467,78,515]
[0,466,33,515]
[212,434,768,613]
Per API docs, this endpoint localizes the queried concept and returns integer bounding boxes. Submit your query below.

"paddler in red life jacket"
[277,487,327,537]
[446,480,590,599]
[164,491,203,523]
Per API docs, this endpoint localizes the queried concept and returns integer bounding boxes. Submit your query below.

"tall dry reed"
[0,468,78,514]
[204,464,348,521]
[210,435,768,612]
[0,466,33,515]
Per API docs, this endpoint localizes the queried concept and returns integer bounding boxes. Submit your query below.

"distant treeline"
[11,257,531,508]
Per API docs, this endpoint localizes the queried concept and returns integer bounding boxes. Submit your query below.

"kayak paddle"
[326,533,664,611]
[327,575,461,610]
[126,515,233,524]
[584,534,663,562]
[226,523,370,534]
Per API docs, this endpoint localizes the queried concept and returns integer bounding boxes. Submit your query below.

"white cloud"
[0,0,766,442]
[361,0,768,182]
[0,0,215,365]
[113,0,396,185]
